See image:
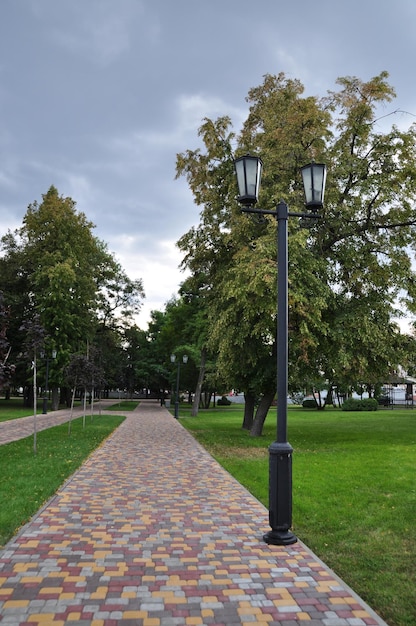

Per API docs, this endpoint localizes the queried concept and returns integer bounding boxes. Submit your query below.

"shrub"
[342,398,378,411]
[217,395,232,406]
[302,398,318,409]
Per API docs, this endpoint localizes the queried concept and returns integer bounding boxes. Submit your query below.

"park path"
[0,399,118,446]
[0,400,388,625]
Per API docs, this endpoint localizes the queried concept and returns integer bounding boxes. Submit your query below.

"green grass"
[0,398,85,422]
[0,398,45,422]
[0,414,125,547]
[105,400,140,411]
[0,397,139,422]
[181,404,416,626]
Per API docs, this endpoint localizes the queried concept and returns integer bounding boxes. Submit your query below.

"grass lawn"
[180,404,416,626]
[0,398,87,422]
[0,398,139,422]
[0,414,125,547]
[0,398,48,422]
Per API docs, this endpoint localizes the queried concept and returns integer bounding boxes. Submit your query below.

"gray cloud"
[1,0,415,326]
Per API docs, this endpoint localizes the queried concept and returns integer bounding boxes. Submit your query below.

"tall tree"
[96,249,144,331]
[178,277,212,415]
[177,76,330,433]
[0,186,144,403]
[176,72,416,434]
[311,73,416,393]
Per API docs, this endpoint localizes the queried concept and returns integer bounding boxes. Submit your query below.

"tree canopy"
[176,71,416,433]
[0,186,144,400]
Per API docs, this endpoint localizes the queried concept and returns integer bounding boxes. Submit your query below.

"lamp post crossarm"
[241,204,322,220]
[241,207,278,217]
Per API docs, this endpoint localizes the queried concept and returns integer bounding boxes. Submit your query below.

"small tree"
[65,353,103,432]
[0,291,14,397]
[19,315,46,453]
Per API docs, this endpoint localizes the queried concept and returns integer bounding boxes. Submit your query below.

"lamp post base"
[42,397,48,414]
[265,441,297,545]
[263,529,297,545]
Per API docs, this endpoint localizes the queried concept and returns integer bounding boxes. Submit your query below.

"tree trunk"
[315,389,325,410]
[323,383,334,408]
[51,387,59,411]
[202,390,212,409]
[23,385,33,408]
[191,348,206,416]
[60,386,72,408]
[242,391,255,430]
[250,389,275,437]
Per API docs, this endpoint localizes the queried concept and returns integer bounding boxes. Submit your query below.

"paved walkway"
[0,401,388,626]
[0,400,116,446]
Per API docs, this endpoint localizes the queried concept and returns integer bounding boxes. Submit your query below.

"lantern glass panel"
[234,155,262,205]
[301,163,326,210]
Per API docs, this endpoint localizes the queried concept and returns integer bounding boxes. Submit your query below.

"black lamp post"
[40,349,57,414]
[170,354,188,419]
[234,154,326,545]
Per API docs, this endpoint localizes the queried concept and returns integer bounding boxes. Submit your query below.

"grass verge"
[0,414,125,547]
[0,398,45,422]
[181,405,416,626]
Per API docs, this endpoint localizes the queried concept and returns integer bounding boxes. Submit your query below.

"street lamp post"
[40,349,57,414]
[234,154,326,545]
[170,354,188,419]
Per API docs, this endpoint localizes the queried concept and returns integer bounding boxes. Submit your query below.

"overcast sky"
[1,1,416,328]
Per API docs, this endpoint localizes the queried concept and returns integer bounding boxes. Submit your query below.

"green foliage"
[0,186,144,395]
[176,71,416,435]
[341,397,378,411]
[0,398,47,422]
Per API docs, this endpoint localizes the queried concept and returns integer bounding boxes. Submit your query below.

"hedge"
[217,395,232,406]
[302,398,318,409]
[341,398,378,411]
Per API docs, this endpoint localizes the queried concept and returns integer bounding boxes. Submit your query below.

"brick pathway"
[0,400,115,446]
[0,401,388,625]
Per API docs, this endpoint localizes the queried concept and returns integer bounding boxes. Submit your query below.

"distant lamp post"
[170,354,188,419]
[234,154,326,545]
[40,349,57,414]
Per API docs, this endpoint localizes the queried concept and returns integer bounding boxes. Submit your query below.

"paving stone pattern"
[0,401,388,625]
[0,404,88,445]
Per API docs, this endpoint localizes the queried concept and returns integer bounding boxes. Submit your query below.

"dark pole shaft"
[42,357,49,415]
[174,362,181,419]
[263,201,297,546]
[277,202,288,444]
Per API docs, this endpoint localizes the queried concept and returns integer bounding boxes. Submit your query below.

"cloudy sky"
[1,1,415,328]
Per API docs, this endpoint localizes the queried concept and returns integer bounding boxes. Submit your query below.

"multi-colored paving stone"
[0,404,88,445]
[0,401,388,625]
